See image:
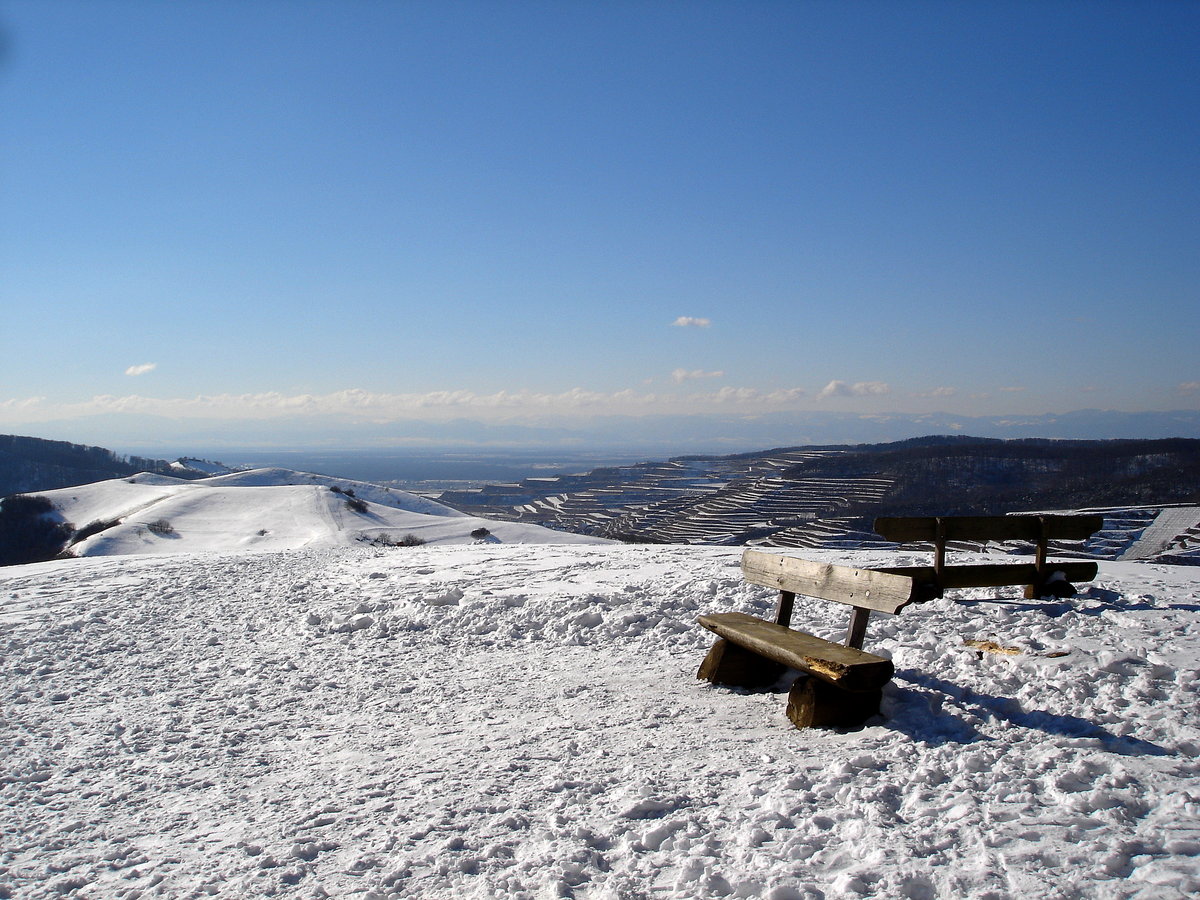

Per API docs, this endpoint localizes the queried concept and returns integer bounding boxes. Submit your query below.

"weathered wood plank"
[874,561,1098,591]
[741,549,918,614]
[873,514,1103,543]
[697,612,894,692]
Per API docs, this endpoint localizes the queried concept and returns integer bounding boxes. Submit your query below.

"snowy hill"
[169,457,241,477]
[2,542,1199,898]
[40,467,604,557]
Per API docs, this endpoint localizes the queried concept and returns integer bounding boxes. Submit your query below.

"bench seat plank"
[698,612,894,692]
[741,549,918,614]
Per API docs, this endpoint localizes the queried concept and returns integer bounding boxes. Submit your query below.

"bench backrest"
[873,514,1103,544]
[741,548,918,615]
[872,513,1103,602]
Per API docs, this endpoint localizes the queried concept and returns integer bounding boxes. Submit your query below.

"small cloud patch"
[670,368,724,384]
[125,363,157,376]
[671,316,711,328]
[817,380,890,401]
[1,396,44,410]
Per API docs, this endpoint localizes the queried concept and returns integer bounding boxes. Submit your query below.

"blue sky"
[2,0,1197,449]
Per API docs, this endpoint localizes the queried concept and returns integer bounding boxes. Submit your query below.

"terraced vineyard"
[436,437,1200,562]
[439,450,858,544]
[1073,505,1200,563]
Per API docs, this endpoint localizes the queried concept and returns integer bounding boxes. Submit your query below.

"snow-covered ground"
[37,468,603,557]
[3,542,1199,898]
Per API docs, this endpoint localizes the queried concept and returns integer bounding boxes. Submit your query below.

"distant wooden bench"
[872,514,1102,599]
[698,514,1103,729]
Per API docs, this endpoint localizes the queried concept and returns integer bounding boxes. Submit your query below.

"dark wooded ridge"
[0,494,74,567]
[778,436,1200,516]
[0,434,186,498]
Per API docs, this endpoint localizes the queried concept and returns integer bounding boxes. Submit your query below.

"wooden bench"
[698,514,1103,730]
[698,552,918,729]
[872,514,1102,599]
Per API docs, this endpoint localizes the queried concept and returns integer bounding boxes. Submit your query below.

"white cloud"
[670,368,724,384]
[705,386,761,404]
[817,381,849,400]
[125,363,157,376]
[0,384,826,425]
[671,316,711,328]
[817,380,891,401]
[0,396,44,410]
[762,387,806,403]
[916,386,957,399]
[999,385,1026,393]
[1178,381,1200,394]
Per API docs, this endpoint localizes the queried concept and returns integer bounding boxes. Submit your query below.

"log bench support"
[697,637,784,690]
[788,678,885,730]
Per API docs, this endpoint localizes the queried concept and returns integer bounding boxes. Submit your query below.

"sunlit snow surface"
[3,545,1199,898]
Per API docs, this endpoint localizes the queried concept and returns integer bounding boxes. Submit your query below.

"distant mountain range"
[14,407,1200,455]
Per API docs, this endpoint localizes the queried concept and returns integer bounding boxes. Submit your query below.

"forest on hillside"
[0,434,182,498]
[780,436,1200,516]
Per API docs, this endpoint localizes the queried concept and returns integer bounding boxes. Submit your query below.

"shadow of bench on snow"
[954,587,1200,617]
[883,668,1172,757]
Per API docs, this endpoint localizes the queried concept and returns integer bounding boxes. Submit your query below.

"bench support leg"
[774,590,795,627]
[786,677,883,729]
[844,606,871,649]
[1024,577,1079,599]
[697,638,784,688]
[1026,523,1050,598]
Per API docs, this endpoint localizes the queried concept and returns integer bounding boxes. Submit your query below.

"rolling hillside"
[9,467,604,563]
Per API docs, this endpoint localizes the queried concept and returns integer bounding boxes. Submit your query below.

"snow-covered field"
[3,543,1199,899]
